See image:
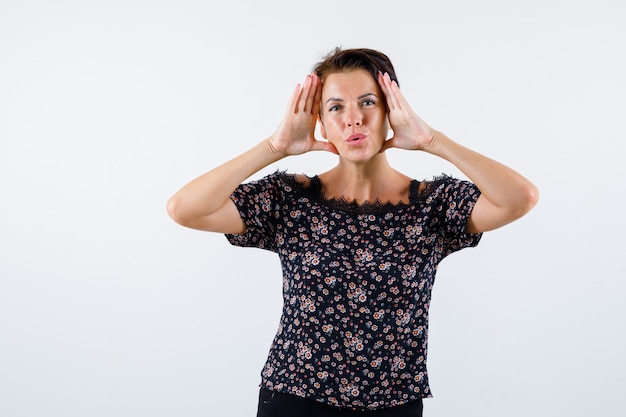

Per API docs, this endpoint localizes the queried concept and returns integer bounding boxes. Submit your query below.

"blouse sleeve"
[224,172,283,252]
[432,175,483,256]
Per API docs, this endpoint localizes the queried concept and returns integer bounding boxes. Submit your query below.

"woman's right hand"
[268,73,338,156]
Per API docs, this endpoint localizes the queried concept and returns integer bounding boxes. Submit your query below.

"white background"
[1,1,624,416]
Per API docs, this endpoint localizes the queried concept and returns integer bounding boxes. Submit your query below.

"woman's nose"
[345,109,363,127]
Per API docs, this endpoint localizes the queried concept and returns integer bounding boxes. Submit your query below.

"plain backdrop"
[1,1,625,416]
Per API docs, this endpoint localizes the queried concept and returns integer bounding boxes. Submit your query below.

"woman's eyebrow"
[325,97,343,104]
[325,93,377,104]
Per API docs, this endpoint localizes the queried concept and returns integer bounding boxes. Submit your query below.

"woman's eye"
[362,99,376,107]
[328,105,341,112]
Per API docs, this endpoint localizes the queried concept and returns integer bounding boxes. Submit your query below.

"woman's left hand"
[377,72,436,152]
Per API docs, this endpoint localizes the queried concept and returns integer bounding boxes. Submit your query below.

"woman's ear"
[318,115,327,139]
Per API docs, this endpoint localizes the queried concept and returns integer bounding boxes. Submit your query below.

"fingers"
[311,73,322,115]
[286,82,303,115]
[293,73,321,114]
[378,71,402,111]
[377,71,393,110]
[276,74,324,155]
[295,74,312,113]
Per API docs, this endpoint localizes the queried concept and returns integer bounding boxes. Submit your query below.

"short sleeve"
[224,172,284,252]
[432,176,483,256]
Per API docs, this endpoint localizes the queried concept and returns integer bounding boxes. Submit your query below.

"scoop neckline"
[286,173,422,214]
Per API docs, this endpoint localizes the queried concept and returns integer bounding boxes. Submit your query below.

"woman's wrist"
[422,130,447,155]
[264,136,288,160]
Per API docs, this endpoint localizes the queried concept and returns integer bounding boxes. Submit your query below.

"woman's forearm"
[425,131,539,229]
[166,138,284,226]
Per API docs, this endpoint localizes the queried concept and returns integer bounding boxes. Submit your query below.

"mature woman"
[167,48,538,417]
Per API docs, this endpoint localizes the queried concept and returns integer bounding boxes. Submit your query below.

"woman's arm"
[377,72,539,234]
[166,139,283,233]
[166,73,335,233]
[424,131,539,233]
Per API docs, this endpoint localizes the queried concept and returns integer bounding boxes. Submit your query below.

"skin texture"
[319,70,389,161]
[166,69,539,235]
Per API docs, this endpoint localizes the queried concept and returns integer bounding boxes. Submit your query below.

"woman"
[167,48,538,416]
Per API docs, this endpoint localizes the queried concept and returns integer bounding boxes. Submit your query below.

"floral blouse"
[226,171,482,411]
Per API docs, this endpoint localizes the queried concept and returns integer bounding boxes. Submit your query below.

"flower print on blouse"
[225,171,482,411]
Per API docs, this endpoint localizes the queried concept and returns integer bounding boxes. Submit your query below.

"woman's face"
[319,69,389,162]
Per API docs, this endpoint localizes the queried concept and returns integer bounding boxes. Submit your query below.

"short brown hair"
[312,47,400,88]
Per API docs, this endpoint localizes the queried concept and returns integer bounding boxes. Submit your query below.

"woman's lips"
[346,133,367,145]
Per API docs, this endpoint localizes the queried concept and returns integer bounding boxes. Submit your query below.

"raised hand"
[269,73,337,156]
[377,72,436,153]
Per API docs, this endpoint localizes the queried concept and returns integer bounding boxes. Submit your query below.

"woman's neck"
[318,156,411,205]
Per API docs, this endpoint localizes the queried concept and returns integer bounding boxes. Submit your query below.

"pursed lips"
[346,133,367,144]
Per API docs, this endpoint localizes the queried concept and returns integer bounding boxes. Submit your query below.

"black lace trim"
[281,172,429,215]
